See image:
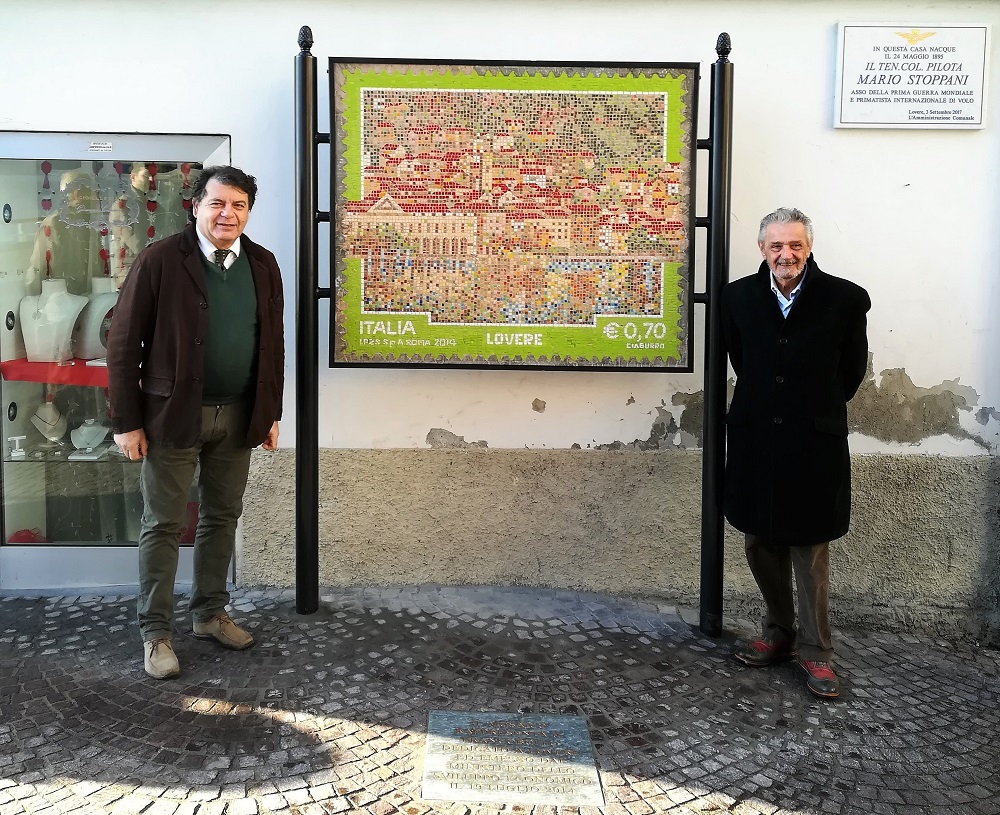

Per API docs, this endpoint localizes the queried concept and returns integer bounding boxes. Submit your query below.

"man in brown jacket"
[107,166,284,679]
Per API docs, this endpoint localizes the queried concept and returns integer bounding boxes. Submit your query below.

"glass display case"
[0,132,231,589]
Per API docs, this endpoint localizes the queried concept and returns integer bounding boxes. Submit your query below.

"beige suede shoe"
[144,638,180,679]
[192,613,254,650]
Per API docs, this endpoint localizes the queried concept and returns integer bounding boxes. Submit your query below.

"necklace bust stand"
[73,276,119,360]
[20,278,89,362]
[30,398,68,459]
[68,418,111,461]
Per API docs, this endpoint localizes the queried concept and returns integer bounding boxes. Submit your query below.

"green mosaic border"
[332,62,696,368]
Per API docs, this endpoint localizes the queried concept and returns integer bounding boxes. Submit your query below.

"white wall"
[2,0,997,452]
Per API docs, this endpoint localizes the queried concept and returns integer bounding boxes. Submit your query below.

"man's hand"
[113,429,148,461]
[261,421,279,451]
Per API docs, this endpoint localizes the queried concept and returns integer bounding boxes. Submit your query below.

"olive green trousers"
[136,402,252,642]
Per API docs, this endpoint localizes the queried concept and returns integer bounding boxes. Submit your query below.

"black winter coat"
[720,256,870,545]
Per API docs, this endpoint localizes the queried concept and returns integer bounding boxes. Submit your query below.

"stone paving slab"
[1,586,998,815]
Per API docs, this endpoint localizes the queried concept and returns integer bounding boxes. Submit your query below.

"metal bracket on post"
[294,25,324,614]
[698,33,734,637]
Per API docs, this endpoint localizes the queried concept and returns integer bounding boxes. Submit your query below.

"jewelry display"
[68,418,111,461]
[30,398,67,444]
[0,133,221,567]
[20,278,88,362]
[72,275,118,359]
[70,418,109,449]
[7,436,26,459]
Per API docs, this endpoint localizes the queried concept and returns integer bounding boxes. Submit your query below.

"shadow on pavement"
[1,587,999,814]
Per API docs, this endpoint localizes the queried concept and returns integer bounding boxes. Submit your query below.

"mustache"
[770,260,804,276]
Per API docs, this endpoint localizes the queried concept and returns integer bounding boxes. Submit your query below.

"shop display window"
[0,132,229,552]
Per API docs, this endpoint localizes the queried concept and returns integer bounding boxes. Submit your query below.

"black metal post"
[294,25,320,614]
[699,33,734,637]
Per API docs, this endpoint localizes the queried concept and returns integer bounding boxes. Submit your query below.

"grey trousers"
[136,402,252,642]
[745,533,833,664]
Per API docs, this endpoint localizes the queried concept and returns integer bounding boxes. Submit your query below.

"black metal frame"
[294,27,322,613]
[294,28,733,632]
[325,57,699,374]
[696,34,734,637]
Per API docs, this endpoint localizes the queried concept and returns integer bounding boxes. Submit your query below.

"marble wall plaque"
[422,711,605,806]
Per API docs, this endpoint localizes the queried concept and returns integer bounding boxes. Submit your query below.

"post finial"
[715,32,732,63]
[298,25,314,54]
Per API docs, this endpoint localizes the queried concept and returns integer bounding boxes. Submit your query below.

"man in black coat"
[721,207,870,699]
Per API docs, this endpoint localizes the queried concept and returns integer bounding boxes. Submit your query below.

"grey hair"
[758,207,813,244]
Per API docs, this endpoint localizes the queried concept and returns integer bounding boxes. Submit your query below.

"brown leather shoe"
[192,613,254,650]
[144,638,180,679]
[734,638,796,667]
[798,659,840,698]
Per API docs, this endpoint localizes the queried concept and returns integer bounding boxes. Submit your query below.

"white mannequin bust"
[31,400,67,443]
[73,276,119,359]
[20,278,89,362]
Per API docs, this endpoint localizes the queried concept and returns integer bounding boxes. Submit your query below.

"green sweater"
[199,251,259,404]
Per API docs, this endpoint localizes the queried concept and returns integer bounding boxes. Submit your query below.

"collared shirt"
[770,268,806,318]
[195,227,242,270]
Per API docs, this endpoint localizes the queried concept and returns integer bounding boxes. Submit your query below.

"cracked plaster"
[419,359,998,454]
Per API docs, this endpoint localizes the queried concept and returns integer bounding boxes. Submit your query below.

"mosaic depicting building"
[339,82,689,329]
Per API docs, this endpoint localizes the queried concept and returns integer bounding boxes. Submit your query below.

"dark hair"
[190,166,258,219]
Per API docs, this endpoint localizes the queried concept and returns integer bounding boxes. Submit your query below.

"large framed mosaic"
[330,59,699,370]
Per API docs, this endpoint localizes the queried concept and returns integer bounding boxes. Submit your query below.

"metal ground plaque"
[422,711,604,806]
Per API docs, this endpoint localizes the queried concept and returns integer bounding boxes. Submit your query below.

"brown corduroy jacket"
[107,223,284,449]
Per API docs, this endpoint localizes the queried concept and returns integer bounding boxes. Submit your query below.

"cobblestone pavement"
[1,586,999,815]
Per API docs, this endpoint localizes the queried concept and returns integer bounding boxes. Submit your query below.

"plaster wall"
[2,0,998,454]
[2,1,999,629]
[242,449,1000,643]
